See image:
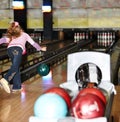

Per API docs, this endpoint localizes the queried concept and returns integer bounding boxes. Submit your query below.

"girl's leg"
[12,69,21,90]
[4,47,22,90]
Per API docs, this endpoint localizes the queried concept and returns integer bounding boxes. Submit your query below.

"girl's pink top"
[0,32,41,53]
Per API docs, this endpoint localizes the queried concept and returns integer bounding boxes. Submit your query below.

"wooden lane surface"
[0,60,120,122]
[110,85,120,122]
[0,62,67,122]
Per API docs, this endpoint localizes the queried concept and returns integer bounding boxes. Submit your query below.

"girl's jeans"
[4,46,22,89]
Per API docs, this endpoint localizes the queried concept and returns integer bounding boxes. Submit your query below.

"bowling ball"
[77,87,107,105]
[45,87,71,109]
[37,63,50,76]
[70,93,105,119]
[34,93,68,119]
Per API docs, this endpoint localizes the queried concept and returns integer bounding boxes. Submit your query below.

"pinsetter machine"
[29,51,116,122]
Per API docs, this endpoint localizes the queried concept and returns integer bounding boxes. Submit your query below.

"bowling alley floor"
[0,61,67,122]
[0,57,120,122]
[111,85,120,122]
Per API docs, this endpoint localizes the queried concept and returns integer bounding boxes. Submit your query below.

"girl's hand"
[41,46,47,51]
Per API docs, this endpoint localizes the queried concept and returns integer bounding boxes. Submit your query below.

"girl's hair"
[6,21,23,40]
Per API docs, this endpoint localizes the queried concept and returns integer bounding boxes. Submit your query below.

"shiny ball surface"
[37,63,50,76]
[34,93,68,119]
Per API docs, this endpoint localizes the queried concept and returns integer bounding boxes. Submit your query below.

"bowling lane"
[0,39,74,74]
[0,61,67,122]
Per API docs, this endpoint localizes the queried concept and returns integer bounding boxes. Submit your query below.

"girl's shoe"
[12,88,21,93]
[0,78,11,93]
[0,84,2,88]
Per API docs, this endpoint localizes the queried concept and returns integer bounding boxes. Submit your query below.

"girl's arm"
[26,33,47,51]
[0,37,7,45]
[32,42,47,51]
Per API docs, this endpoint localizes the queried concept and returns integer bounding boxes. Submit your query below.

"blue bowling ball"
[34,93,68,119]
[37,63,50,76]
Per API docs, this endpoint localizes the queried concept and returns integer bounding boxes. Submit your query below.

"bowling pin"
[74,33,77,42]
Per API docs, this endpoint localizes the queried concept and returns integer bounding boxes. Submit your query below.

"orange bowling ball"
[45,87,71,109]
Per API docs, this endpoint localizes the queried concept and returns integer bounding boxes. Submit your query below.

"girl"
[0,21,46,93]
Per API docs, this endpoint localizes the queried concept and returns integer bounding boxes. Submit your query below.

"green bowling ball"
[37,63,50,76]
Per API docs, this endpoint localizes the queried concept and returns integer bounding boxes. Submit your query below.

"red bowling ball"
[70,93,105,119]
[77,87,107,105]
[45,87,71,109]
